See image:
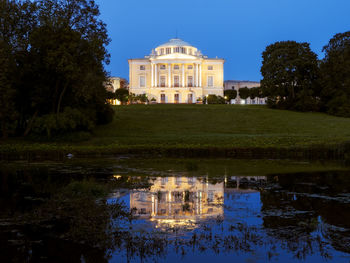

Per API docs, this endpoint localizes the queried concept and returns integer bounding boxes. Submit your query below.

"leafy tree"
[249,87,261,99]
[224,89,237,102]
[115,88,129,104]
[260,41,319,111]
[238,87,250,100]
[0,41,17,138]
[319,31,350,117]
[0,0,113,137]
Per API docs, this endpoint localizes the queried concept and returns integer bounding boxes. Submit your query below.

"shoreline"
[1,143,349,161]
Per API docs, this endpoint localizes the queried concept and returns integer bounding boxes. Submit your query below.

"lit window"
[139,76,145,87]
[166,48,171,54]
[174,76,179,87]
[208,76,213,87]
[160,76,166,87]
[188,76,193,87]
[160,48,164,55]
[160,65,166,70]
[187,65,193,70]
[174,64,179,70]
[208,65,213,70]
[189,49,193,55]
[140,65,145,70]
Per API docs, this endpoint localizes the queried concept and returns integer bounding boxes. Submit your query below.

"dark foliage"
[260,41,319,111]
[238,87,250,99]
[319,31,350,117]
[0,0,113,138]
[115,88,129,104]
[224,89,237,101]
[207,95,225,104]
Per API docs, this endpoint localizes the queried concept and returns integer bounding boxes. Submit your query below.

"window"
[188,93,193,104]
[187,76,193,87]
[160,76,166,87]
[160,94,166,103]
[208,65,213,70]
[174,64,179,70]
[140,65,145,70]
[181,47,186,54]
[160,64,166,70]
[139,76,145,87]
[166,48,171,54]
[160,48,164,55]
[187,65,193,70]
[208,76,213,87]
[174,75,179,87]
[174,94,179,103]
[174,47,180,53]
[189,48,193,55]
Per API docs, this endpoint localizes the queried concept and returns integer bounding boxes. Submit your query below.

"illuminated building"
[128,38,224,103]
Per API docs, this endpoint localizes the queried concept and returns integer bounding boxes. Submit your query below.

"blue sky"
[95,0,350,81]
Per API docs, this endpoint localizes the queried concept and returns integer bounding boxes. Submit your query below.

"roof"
[157,38,194,48]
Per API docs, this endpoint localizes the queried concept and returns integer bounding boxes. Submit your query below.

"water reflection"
[130,177,224,229]
[1,160,350,263]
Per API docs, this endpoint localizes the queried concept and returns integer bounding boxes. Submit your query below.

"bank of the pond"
[1,105,350,160]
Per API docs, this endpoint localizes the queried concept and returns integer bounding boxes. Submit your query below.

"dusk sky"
[95,0,350,82]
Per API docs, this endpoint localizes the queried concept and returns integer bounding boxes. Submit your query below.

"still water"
[1,158,350,262]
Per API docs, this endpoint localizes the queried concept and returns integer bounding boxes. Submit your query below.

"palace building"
[128,38,224,103]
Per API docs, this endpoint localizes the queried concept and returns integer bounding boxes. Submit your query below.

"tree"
[238,87,250,100]
[115,88,129,104]
[249,87,261,99]
[319,31,350,117]
[0,41,17,138]
[0,0,113,137]
[224,89,237,103]
[260,41,319,111]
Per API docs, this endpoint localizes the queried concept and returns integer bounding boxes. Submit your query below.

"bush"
[32,107,95,138]
[96,103,115,125]
[207,95,225,104]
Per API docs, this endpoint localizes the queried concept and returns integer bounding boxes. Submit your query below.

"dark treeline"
[261,32,350,116]
[0,0,113,139]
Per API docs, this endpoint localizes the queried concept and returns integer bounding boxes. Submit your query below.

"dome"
[157,38,193,48]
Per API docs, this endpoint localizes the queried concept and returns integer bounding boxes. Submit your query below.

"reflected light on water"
[129,176,266,229]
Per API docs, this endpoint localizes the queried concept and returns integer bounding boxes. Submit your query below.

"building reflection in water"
[130,177,224,228]
[129,176,267,229]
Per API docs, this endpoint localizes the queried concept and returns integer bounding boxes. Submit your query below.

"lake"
[1,157,350,262]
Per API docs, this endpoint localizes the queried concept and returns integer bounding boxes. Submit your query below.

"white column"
[194,63,197,87]
[168,63,171,88]
[155,63,158,87]
[199,63,202,87]
[196,64,199,87]
[182,64,185,87]
[151,63,154,87]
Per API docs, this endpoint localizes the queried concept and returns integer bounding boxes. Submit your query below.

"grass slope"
[2,104,350,158]
[90,104,350,148]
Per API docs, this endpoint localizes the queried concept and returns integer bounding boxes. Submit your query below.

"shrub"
[207,95,225,104]
[32,107,95,138]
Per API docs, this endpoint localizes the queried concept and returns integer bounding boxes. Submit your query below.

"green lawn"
[89,104,350,148]
[2,104,350,157]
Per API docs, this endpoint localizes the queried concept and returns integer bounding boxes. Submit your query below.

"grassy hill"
[2,104,350,159]
[90,104,350,148]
